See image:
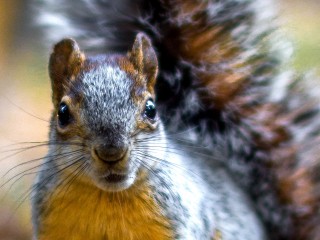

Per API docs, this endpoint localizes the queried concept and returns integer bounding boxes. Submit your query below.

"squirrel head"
[48,33,164,192]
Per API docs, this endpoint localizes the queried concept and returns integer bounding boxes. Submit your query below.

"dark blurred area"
[0,0,319,239]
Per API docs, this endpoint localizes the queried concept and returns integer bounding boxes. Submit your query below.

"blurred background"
[0,0,320,239]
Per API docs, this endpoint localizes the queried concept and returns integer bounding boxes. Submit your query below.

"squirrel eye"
[58,103,70,126]
[144,99,156,121]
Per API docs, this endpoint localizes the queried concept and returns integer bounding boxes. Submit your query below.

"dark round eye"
[144,99,156,120]
[58,103,71,126]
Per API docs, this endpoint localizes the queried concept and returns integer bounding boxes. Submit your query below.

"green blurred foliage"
[280,0,320,74]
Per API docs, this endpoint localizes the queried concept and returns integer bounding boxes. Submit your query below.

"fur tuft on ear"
[129,33,158,91]
[49,38,85,106]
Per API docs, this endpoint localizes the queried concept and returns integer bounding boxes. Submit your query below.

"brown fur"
[162,0,248,108]
[38,172,173,240]
[128,33,158,94]
[49,39,85,108]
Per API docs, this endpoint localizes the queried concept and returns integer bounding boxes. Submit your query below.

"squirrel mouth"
[103,174,127,183]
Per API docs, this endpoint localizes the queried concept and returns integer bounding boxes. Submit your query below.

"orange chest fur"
[38,182,173,240]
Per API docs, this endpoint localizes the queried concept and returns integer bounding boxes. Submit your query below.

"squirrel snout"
[93,144,128,165]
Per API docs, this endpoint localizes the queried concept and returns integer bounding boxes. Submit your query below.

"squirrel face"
[48,33,163,192]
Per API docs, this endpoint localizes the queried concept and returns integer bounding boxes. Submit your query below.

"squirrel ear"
[49,38,85,106]
[129,33,158,90]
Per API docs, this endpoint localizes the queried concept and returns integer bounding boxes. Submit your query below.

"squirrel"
[33,0,320,239]
[32,34,266,240]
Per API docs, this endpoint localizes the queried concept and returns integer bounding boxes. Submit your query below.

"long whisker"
[56,161,88,204]
[2,155,86,224]
[134,132,210,149]
[1,153,83,190]
[133,150,204,183]
[0,152,85,199]
[135,157,178,203]
[134,142,210,152]
[2,95,49,123]
[132,126,200,143]
[15,156,86,209]
[0,141,84,154]
[134,145,220,162]
[158,126,200,138]
[134,151,188,172]
[2,148,83,178]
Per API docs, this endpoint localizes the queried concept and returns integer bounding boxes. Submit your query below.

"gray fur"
[81,58,137,135]
[147,141,266,239]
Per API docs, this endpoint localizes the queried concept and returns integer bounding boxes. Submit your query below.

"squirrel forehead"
[81,62,132,98]
[77,60,139,133]
[79,56,145,96]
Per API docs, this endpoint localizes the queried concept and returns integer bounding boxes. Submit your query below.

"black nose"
[94,144,128,165]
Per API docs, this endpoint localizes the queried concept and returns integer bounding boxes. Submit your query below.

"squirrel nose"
[94,144,128,165]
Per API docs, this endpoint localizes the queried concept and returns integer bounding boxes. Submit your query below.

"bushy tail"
[35,0,320,239]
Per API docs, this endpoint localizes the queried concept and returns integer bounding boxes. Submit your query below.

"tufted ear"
[49,38,85,107]
[128,33,158,91]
